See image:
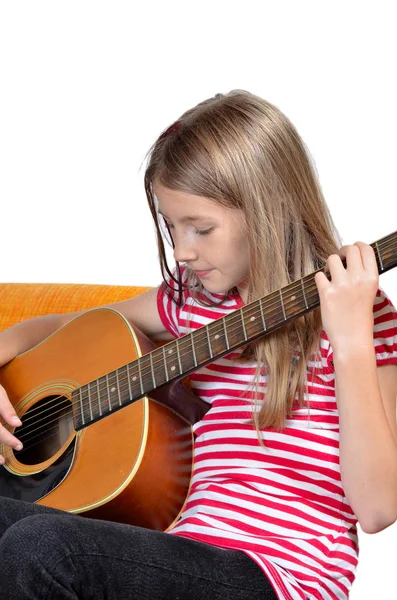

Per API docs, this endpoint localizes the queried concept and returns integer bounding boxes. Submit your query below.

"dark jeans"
[0,497,277,600]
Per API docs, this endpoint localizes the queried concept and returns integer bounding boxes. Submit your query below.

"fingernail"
[15,443,23,451]
[11,416,22,426]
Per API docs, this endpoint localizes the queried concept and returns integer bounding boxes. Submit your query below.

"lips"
[194,269,213,278]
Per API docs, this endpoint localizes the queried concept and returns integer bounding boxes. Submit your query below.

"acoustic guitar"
[0,231,396,531]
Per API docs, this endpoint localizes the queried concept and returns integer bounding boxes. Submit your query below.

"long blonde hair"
[144,90,341,431]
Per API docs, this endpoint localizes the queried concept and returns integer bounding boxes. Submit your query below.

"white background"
[0,1,396,596]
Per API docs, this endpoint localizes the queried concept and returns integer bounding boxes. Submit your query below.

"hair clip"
[158,121,181,141]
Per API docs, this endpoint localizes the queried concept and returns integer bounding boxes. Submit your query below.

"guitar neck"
[73,230,397,430]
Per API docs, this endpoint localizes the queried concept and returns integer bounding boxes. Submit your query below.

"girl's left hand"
[314,242,379,354]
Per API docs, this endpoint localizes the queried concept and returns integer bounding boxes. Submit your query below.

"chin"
[201,281,232,296]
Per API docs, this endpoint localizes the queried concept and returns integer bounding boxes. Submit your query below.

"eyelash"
[195,228,213,236]
[162,220,213,236]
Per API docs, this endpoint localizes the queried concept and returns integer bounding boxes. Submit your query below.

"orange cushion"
[0,283,151,332]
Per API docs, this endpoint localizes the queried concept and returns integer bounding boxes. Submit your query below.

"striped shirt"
[157,268,397,599]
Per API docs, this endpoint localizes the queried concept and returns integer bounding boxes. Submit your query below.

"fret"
[285,285,308,319]
[176,336,194,373]
[192,328,211,365]
[137,358,144,395]
[143,349,165,389]
[83,385,92,423]
[165,342,179,376]
[223,317,230,350]
[79,387,85,425]
[240,309,248,341]
[107,371,120,410]
[115,369,122,407]
[300,278,309,309]
[191,334,198,367]
[375,242,384,271]
[140,355,153,394]
[224,309,248,349]
[105,374,112,411]
[162,346,169,381]
[176,338,183,374]
[279,290,287,320]
[98,375,109,416]
[96,379,102,416]
[262,291,280,329]
[376,233,397,272]
[243,301,264,339]
[87,382,93,420]
[149,353,156,387]
[206,321,228,356]
[206,327,213,358]
[129,362,140,396]
[259,299,267,331]
[126,364,133,401]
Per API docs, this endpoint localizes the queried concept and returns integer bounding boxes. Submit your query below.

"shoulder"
[103,286,173,342]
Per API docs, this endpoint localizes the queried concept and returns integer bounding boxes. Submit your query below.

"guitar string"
[14,232,397,435]
[3,236,396,455]
[0,290,386,459]
[13,230,397,432]
[2,250,397,461]
[5,235,397,452]
[11,271,326,430]
[14,231,397,433]
[4,233,394,446]
[2,277,327,455]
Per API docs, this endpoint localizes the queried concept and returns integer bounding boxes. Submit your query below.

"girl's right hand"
[0,314,72,465]
[0,383,23,465]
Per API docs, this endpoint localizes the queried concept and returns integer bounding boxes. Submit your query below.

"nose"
[173,232,198,263]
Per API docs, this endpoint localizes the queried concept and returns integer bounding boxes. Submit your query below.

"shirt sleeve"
[326,287,397,369]
[156,266,189,338]
[372,288,397,366]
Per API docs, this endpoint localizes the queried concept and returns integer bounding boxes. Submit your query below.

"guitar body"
[0,309,205,531]
[0,231,395,531]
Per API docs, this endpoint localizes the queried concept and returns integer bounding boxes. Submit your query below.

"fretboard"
[73,230,397,430]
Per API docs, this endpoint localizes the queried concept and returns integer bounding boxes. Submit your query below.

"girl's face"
[154,183,250,301]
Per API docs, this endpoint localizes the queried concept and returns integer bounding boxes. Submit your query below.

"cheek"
[223,234,250,274]
[221,221,247,249]
[231,229,250,259]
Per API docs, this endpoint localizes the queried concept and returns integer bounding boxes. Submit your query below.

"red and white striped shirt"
[157,268,397,600]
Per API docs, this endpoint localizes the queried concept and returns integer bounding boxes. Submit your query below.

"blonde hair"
[144,90,341,431]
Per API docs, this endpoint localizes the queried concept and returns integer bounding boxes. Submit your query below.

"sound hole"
[15,395,74,465]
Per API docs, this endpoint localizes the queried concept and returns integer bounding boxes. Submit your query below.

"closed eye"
[161,215,213,236]
[195,228,213,236]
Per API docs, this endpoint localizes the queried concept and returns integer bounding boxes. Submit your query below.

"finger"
[0,422,23,452]
[314,271,329,294]
[0,385,22,428]
[354,242,378,274]
[343,244,365,274]
[324,253,348,282]
[337,245,349,260]
[336,244,365,272]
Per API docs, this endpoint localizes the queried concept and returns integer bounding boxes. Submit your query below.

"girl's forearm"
[334,346,397,533]
[0,313,75,365]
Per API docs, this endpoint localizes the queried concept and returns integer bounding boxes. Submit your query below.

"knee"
[0,514,79,598]
[0,513,70,567]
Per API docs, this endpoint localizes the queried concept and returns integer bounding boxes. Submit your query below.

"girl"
[0,90,396,600]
